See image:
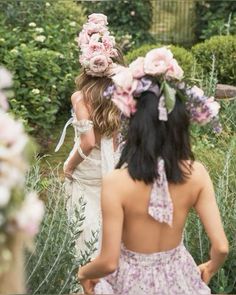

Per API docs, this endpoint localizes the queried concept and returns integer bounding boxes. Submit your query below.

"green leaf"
[162,81,176,113]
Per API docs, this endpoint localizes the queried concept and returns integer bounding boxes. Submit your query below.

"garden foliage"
[195,0,236,40]
[192,35,236,85]
[80,0,154,51]
[0,0,84,134]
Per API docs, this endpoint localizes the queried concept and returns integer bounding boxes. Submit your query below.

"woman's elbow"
[214,240,229,256]
[102,261,118,275]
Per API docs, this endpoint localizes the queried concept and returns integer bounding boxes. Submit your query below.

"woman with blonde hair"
[55,13,125,260]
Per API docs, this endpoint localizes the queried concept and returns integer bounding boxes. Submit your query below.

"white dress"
[55,111,120,260]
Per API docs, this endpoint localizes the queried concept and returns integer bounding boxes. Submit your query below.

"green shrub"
[195,0,236,41]
[0,0,84,135]
[80,0,154,51]
[2,46,74,134]
[192,35,236,85]
[125,44,199,79]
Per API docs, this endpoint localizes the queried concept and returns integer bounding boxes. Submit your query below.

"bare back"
[107,161,212,253]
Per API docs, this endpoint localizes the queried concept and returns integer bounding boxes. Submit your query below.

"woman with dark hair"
[77,47,228,294]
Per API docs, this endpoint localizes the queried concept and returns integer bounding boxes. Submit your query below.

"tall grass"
[25,161,94,294]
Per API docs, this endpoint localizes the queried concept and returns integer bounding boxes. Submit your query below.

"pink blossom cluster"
[185,85,221,132]
[108,47,184,117]
[129,47,184,81]
[78,13,118,77]
[105,47,221,130]
[0,67,44,242]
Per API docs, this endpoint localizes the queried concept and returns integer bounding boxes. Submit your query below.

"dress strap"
[55,117,74,152]
[148,158,174,226]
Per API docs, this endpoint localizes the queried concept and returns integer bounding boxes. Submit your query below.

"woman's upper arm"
[71,92,95,146]
[194,164,228,249]
[99,174,124,266]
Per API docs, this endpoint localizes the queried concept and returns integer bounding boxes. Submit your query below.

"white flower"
[0,111,28,158]
[0,186,11,208]
[45,2,51,7]
[10,48,19,54]
[29,22,36,27]
[35,27,44,33]
[31,88,40,95]
[0,162,25,188]
[15,192,44,236]
[34,35,46,42]
[0,67,12,89]
[69,21,76,27]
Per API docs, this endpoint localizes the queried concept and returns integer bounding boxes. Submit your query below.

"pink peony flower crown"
[77,13,118,77]
[104,47,221,132]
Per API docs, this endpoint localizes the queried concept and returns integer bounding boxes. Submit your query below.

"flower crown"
[77,13,118,77]
[0,67,44,274]
[104,47,221,132]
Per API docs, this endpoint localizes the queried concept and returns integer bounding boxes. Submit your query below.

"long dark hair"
[116,90,194,184]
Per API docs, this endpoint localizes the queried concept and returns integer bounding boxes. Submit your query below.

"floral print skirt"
[94,242,211,295]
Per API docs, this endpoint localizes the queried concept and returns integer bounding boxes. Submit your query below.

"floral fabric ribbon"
[148,158,173,226]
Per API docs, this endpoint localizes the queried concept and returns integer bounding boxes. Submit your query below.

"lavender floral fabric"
[148,158,173,225]
[94,158,211,294]
[95,243,211,294]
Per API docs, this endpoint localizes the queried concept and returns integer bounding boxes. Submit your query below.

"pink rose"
[129,57,145,78]
[191,85,204,98]
[102,35,115,52]
[144,47,173,76]
[83,22,107,35]
[165,58,184,80]
[77,30,90,47]
[207,97,220,118]
[88,40,105,54]
[112,67,137,93]
[88,13,108,26]
[88,55,109,75]
[112,92,136,117]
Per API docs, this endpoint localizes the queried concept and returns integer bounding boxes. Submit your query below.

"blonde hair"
[75,46,125,137]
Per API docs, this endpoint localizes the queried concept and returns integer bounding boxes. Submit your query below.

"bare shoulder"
[71,91,84,108]
[191,161,209,177]
[189,161,211,188]
[102,168,132,198]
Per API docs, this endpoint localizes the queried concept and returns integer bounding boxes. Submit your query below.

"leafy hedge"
[195,0,236,41]
[125,44,199,80]
[80,0,154,52]
[0,0,84,135]
[192,35,236,85]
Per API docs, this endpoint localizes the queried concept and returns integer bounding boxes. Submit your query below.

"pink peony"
[88,55,109,75]
[165,58,184,80]
[129,57,145,79]
[144,47,173,76]
[88,13,108,26]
